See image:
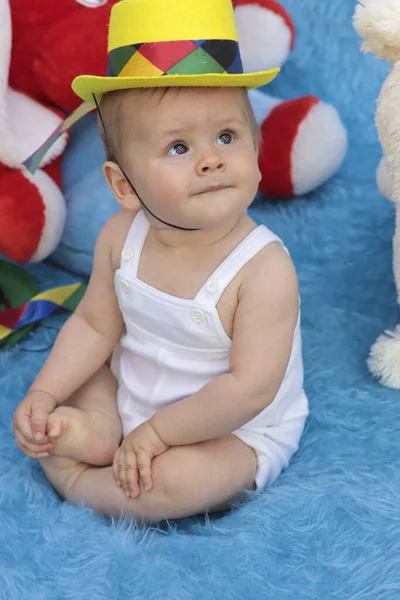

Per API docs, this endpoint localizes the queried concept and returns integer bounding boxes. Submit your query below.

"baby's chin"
[147,189,251,230]
[186,203,249,230]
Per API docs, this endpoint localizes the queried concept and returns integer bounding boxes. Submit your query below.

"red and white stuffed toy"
[0,0,347,265]
[0,0,68,263]
[235,0,347,197]
[0,0,120,264]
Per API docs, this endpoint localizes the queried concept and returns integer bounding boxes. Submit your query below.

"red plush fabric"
[258,96,319,198]
[9,0,118,112]
[8,0,79,104]
[42,159,63,189]
[0,166,45,262]
[233,0,295,49]
[35,6,114,112]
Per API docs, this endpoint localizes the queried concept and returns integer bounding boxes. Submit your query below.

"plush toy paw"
[0,163,66,263]
[234,0,295,71]
[368,326,400,389]
[257,95,348,198]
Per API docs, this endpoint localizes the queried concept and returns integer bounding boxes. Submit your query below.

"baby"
[13,84,308,522]
[13,0,309,523]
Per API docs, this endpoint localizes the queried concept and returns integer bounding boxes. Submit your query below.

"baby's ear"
[102,161,141,211]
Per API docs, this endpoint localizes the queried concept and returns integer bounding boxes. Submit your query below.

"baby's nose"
[197,153,226,175]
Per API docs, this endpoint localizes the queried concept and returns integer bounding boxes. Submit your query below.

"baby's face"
[119,87,261,230]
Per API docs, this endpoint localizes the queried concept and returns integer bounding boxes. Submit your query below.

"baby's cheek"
[152,169,187,208]
[160,171,185,200]
[237,153,260,186]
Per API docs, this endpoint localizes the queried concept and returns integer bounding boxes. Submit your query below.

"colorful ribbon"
[23,102,93,174]
[0,259,86,349]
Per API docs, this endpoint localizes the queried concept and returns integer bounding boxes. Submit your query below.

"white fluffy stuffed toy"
[355,0,400,388]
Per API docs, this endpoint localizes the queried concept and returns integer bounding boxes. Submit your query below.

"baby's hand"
[13,390,57,459]
[112,421,169,499]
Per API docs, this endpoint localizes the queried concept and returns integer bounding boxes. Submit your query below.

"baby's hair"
[98,86,261,164]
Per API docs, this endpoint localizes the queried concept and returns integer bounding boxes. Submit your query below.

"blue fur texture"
[1,0,399,597]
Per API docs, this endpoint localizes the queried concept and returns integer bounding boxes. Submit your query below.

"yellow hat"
[72,0,280,103]
[23,0,280,174]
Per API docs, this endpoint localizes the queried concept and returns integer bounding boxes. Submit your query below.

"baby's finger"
[112,449,122,486]
[117,449,129,494]
[15,438,50,459]
[124,450,140,499]
[16,426,53,447]
[30,404,50,442]
[14,429,54,455]
[14,409,33,442]
[136,450,154,492]
[24,448,51,459]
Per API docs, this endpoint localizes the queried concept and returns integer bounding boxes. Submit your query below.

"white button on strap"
[120,280,130,294]
[191,310,205,324]
[122,248,135,261]
[206,279,220,294]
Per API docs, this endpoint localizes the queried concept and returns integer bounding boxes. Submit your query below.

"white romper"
[113,210,309,490]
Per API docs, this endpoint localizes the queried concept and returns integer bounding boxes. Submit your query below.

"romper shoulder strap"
[119,209,150,277]
[195,225,283,307]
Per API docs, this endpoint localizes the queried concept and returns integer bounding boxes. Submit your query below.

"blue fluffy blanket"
[1,1,398,598]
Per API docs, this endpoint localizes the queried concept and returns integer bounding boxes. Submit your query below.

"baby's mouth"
[194,184,231,195]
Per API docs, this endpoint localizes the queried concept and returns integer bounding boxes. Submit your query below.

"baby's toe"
[47,411,68,440]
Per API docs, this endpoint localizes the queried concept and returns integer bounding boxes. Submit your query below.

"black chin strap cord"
[93,94,199,232]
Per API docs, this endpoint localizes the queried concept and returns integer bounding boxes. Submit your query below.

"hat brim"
[72,68,280,103]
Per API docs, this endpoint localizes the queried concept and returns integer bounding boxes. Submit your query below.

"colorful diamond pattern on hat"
[107,39,243,78]
[120,51,164,78]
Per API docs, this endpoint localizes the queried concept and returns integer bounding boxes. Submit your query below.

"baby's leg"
[44,434,257,523]
[46,364,122,466]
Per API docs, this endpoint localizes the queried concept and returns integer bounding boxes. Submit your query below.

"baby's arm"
[151,243,299,446]
[29,214,125,405]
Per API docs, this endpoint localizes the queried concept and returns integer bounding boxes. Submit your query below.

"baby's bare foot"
[47,406,118,466]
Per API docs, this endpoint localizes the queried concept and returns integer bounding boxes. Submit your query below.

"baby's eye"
[168,143,189,156]
[218,131,234,145]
